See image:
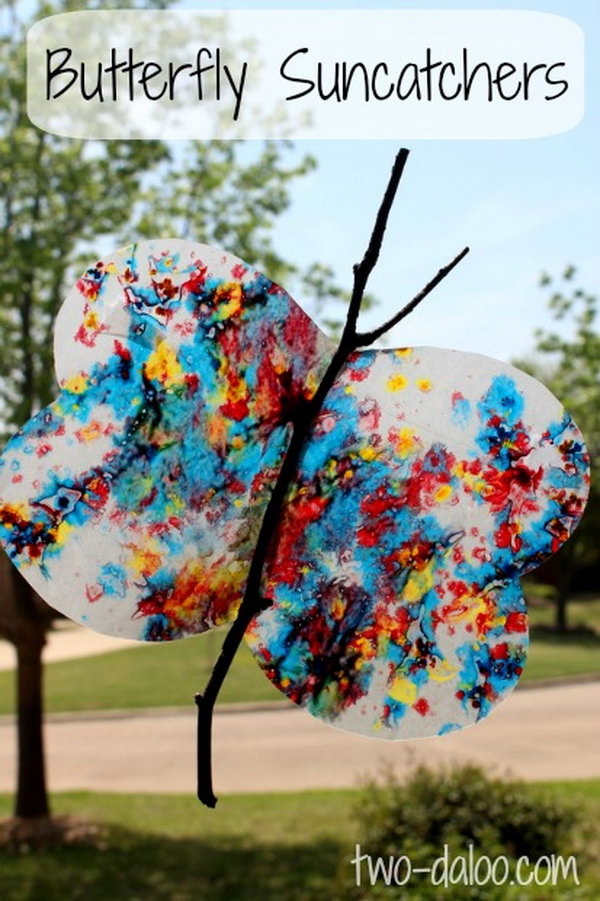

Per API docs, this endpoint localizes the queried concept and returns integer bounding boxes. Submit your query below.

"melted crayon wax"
[246,347,589,739]
[0,241,333,639]
[0,242,590,742]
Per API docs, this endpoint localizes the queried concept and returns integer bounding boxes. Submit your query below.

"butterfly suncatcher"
[0,151,589,807]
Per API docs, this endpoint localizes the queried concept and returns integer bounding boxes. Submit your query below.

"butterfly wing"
[0,240,334,640]
[246,346,589,738]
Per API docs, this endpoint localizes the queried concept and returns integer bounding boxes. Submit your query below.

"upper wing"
[246,346,590,739]
[0,240,334,640]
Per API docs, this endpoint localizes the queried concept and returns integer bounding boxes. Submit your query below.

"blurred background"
[0,0,598,899]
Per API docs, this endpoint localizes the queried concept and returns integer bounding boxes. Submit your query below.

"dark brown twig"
[355,245,470,346]
[195,148,468,807]
[341,149,409,342]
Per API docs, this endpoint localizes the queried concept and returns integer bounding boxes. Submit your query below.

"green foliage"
[0,790,356,901]
[0,0,352,435]
[0,1,170,427]
[349,764,583,900]
[299,263,375,338]
[0,0,357,816]
[532,267,600,465]
[133,141,315,285]
[1,597,598,716]
[0,783,597,900]
[514,266,598,483]
[358,763,578,858]
[0,631,281,715]
[513,268,599,621]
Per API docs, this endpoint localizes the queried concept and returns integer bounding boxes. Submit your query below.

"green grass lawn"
[0,599,598,716]
[0,632,280,716]
[525,597,600,680]
[0,781,598,901]
[529,596,600,632]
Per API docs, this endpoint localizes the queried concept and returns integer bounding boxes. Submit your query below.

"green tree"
[0,0,349,826]
[514,266,599,631]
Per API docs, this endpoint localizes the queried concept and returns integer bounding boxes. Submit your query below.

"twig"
[341,149,409,343]
[195,148,468,807]
[355,246,470,346]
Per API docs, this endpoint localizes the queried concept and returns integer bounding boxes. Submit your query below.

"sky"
[13,0,600,364]
[173,0,600,363]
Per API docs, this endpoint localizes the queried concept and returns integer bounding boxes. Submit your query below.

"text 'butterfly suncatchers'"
[0,151,589,807]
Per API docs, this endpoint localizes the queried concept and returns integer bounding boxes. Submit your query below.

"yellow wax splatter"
[387,373,408,392]
[331,597,345,621]
[434,483,453,503]
[84,310,100,330]
[53,520,74,547]
[395,427,421,458]
[388,676,417,705]
[403,558,435,603]
[145,340,184,388]
[306,371,318,397]
[215,282,243,319]
[429,660,459,683]
[77,420,104,443]
[63,373,88,395]
[127,541,163,577]
[359,446,378,462]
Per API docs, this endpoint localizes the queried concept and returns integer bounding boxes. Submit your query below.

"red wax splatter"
[231,263,247,279]
[85,584,103,603]
[413,698,430,716]
[505,612,527,633]
[490,642,509,660]
[220,399,249,421]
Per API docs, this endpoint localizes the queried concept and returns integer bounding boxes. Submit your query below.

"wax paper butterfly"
[0,240,589,740]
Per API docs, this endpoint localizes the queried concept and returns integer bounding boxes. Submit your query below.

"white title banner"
[27,9,584,140]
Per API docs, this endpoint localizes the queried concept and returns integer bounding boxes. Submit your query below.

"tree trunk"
[15,623,49,818]
[10,569,50,819]
[555,541,576,634]
[555,580,569,633]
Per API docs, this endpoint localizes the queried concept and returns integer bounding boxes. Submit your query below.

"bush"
[344,763,585,900]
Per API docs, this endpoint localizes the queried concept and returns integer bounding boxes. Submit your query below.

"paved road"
[0,683,598,795]
[0,622,137,672]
